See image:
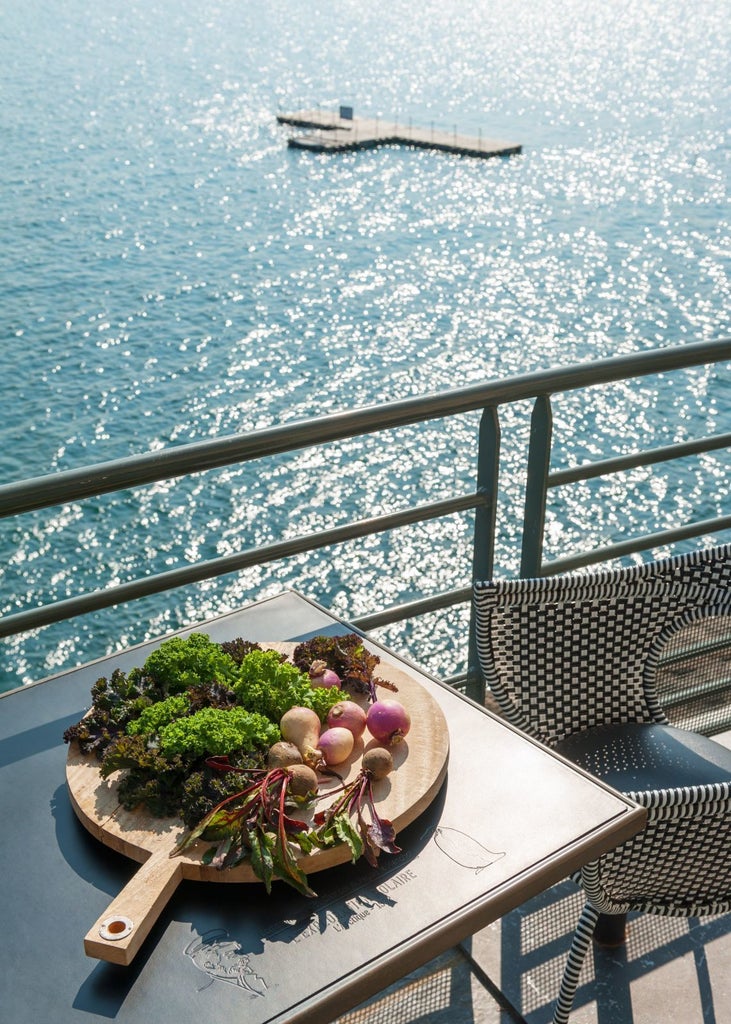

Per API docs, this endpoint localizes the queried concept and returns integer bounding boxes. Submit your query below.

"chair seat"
[554,722,731,793]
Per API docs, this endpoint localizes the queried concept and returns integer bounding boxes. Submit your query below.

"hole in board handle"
[99,916,134,941]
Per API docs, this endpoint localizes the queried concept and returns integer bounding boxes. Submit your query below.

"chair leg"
[552,902,600,1024]
[593,911,627,947]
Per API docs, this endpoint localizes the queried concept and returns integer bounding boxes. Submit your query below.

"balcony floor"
[337,730,731,1024]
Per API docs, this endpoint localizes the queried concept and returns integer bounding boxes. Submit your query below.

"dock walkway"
[277,109,521,159]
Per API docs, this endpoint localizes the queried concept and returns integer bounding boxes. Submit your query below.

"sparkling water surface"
[1,0,730,690]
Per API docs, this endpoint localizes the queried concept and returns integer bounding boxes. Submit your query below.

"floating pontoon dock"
[277,109,521,159]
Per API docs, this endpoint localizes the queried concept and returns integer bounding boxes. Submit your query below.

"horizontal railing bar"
[2,338,730,519]
[441,671,469,691]
[0,494,480,639]
[662,677,731,709]
[540,514,731,576]
[351,585,473,631]
[549,432,731,487]
[704,712,731,734]
[658,630,731,666]
[352,520,731,627]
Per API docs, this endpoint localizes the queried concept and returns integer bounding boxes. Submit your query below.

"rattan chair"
[474,544,731,1024]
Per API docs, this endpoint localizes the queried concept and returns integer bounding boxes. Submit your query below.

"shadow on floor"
[465,880,731,1024]
[337,880,731,1024]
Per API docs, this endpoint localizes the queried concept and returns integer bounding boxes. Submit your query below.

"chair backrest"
[474,544,731,746]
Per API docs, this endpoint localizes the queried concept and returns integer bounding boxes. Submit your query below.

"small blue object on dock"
[276,109,521,159]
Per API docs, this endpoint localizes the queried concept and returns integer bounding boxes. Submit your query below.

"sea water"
[1,0,729,690]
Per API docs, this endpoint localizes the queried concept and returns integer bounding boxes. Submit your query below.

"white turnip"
[280,706,322,768]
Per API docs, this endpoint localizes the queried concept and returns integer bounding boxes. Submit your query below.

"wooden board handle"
[84,850,184,965]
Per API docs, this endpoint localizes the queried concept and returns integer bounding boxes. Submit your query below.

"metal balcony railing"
[1,338,730,700]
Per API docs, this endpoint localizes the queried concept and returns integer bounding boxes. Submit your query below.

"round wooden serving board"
[67,643,449,965]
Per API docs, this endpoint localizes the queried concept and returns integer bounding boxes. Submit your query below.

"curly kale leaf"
[219,638,263,665]
[231,648,344,722]
[141,633,239,694]
[180,754,262,830]
[303,684,349,721]
[158,707,280,759]
[100,734,169,777]
[63,668,153,756]
[186,680,238,713]
[117,766,191,817]
[126,693,191,737]
[63,713,121,757]
[89,667,149,711]
[97,734,187,816]
[235,647,290,682]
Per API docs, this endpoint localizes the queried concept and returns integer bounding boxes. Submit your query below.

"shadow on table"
[177,780,448,953]
[0,711,84,768]
[58,773,450,1020]
[73,950,150,1018]
[52,782,132,891]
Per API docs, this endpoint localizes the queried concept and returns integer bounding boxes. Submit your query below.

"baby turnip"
[267,741,303,768]
[326,700,367,739]
[287,764,319,798]
[316,726,355,766]
[366,699,411,746]
[362,746,394,780]
[308,659,341,689]
[280,706,322,768]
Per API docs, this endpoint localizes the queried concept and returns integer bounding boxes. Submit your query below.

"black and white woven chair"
[474,544,731,1024]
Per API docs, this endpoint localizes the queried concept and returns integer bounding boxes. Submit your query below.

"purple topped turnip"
[308,660,341,689]
[326,700,367,739]
[366,699,411,746]
[316,726,354,766]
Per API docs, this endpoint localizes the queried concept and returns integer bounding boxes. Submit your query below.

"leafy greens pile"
[63,633,345,826]
[64,631,400,895]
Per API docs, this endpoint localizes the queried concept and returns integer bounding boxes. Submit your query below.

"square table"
[0,591,645,1023]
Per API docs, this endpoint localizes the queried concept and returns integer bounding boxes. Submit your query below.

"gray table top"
[0,591,644,1023]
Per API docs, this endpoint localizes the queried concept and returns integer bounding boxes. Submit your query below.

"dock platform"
[277,109,521,159]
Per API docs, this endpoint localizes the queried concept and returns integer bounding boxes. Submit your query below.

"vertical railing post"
[520,394,553,578]
[467,405,501,702]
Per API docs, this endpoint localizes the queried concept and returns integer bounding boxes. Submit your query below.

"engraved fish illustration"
[433,827,505,873]
[185,931,267,995]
